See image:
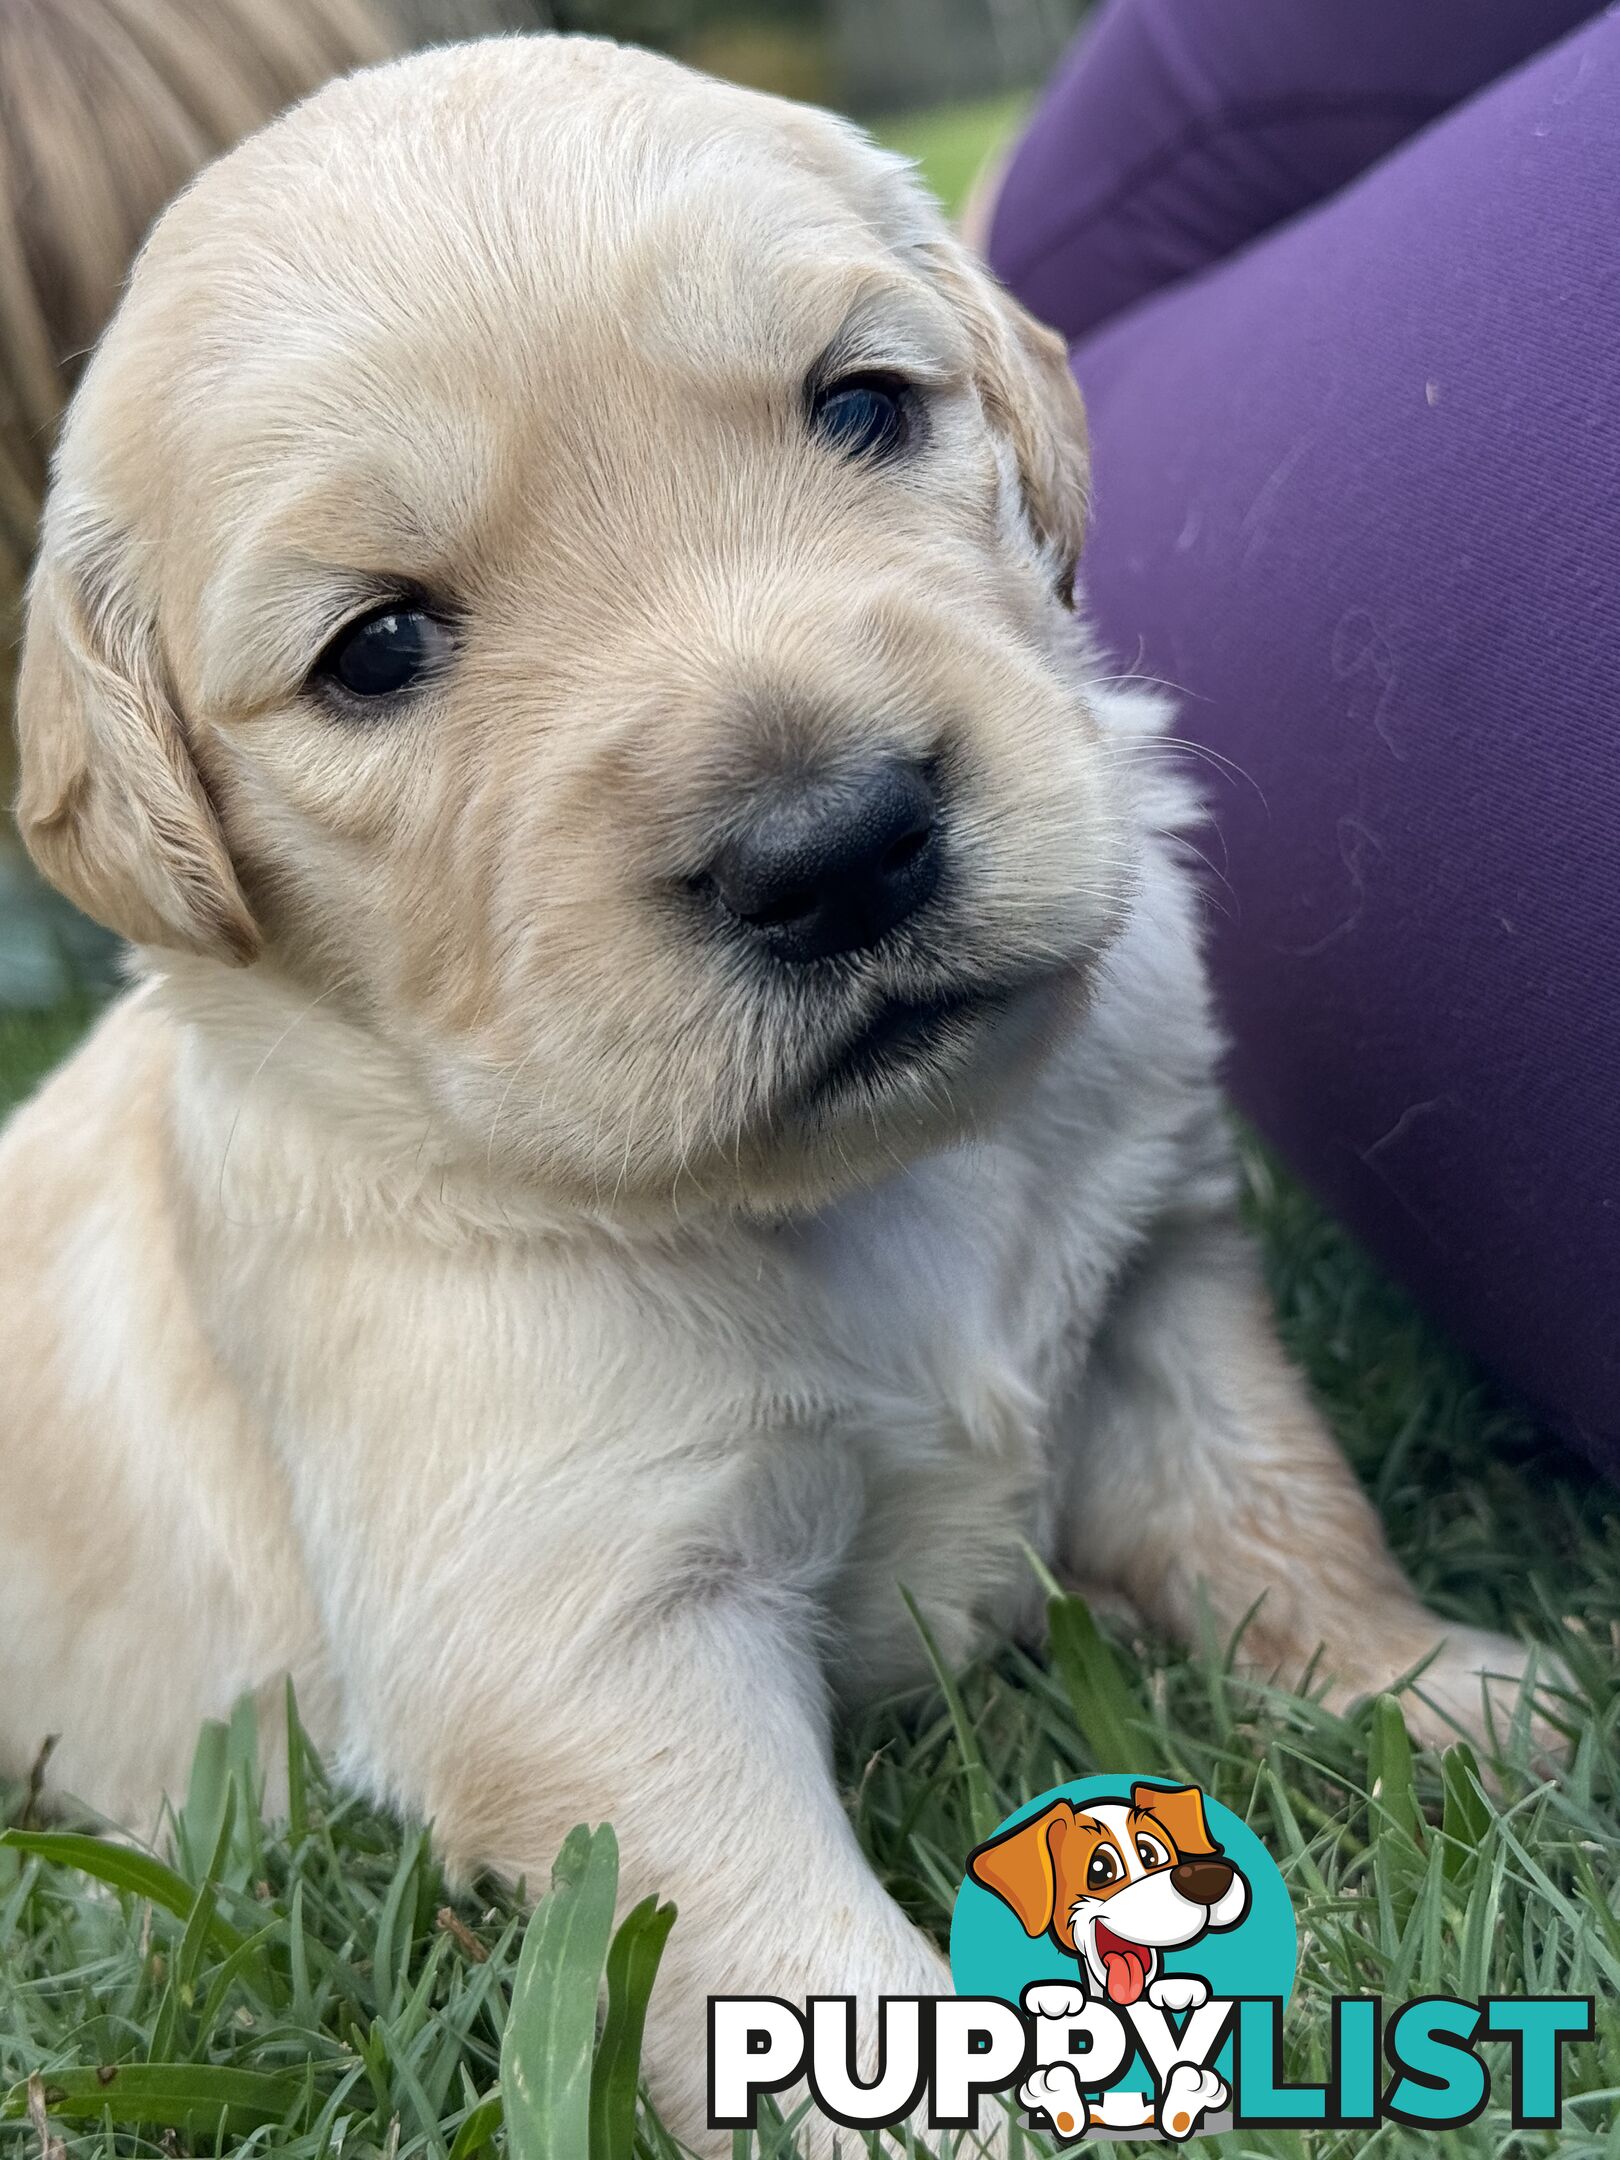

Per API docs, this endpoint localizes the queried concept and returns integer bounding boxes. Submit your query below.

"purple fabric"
[991,9,1620,1475]
[990,0,1602,345]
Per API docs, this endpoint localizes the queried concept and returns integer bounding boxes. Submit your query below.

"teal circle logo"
[951,1777,1296,2139]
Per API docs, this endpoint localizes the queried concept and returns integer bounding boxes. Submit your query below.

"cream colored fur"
[0,37,1558,2154]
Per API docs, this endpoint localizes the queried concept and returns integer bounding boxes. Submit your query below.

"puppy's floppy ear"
[1132,1782,1220,1859]
[15,509,259,963]
[791,118,1088,595]
[967,1799,1075,1936]
[922,234,1090,601]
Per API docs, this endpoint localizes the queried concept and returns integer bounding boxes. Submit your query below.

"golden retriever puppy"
[0,35,1557,2151]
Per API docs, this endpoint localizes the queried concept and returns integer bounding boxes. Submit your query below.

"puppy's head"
[968,1786,1249,2004]
[17,36,1131,1214]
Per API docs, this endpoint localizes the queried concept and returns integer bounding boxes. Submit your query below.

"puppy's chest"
[713,1139,1121,1684]
[762,1137,1116,1507]
[783,1165,1057,1445]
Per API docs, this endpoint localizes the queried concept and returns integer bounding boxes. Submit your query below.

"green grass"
[3,99,1619,2160]
[0,999,104,1110]
[878,93,1027,219]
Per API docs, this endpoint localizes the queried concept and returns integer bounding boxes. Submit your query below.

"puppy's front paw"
[1022,1979,1089,2021]
[1146,1973,1209,2013]
[1402,1626,1573,1761]
[1158,2062,1228,2140]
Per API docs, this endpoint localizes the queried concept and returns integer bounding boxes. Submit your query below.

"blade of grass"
[1367,1696,1423,1844]
[149,1788,237,2062]
[0,1831,247,1955]
[372,1827,431,2024]
[176,1719,230,1886]
[285,1678,316,1852]
[1438,1744,1491,1881]
[899,1588,997,1842]
[590,1894,677,2160]
[448,2093,504,2160]
[4,2063,305,2133]
[500,1824,619,2160]
[1044,1590,1163,1776]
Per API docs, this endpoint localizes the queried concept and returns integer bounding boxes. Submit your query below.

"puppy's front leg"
[1060,1214,1559,1752]
[325,1515,949,2156]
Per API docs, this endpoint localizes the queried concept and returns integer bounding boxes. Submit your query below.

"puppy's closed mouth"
[805,986,1000,1103]
[795,962,1080,1114]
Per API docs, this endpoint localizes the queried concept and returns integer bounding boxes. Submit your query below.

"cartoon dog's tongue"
[1095,1924,1152,2005]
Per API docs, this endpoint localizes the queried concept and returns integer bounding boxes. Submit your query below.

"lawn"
[3,97,1618,2160]
[879,92,1027,219]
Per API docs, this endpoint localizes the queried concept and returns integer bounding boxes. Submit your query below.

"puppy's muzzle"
[704,757,941,963]
[1170,1859,1236,1906]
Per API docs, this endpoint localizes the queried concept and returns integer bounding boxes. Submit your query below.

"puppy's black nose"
[707,759,941,963]
[1171,1859,1236,1906]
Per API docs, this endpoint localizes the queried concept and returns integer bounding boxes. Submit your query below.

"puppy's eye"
[1136,1835,1168,1870]
[317,606,449,700]
[810,372,910,462]
[1087,1849,1120,1890]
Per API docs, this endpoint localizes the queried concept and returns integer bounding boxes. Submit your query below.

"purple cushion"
[991,7,1620,1474]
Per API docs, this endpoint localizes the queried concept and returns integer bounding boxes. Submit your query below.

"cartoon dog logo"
[967,1781,1249,2139]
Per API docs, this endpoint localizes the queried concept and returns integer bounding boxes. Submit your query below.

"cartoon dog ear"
[967,1801,1075,1937]
[1131,1783,1221,1859]
[15,506,259,963]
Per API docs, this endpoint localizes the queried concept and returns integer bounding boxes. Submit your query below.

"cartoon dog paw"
[1157,2062,1229,2140]
[1147,1973,1210,2013]
[1019,2064,1089,2141]
[1021,1979,1089,2022]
